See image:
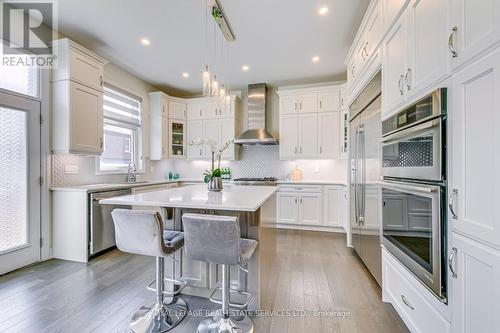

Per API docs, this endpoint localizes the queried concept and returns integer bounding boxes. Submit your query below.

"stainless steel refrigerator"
[349,71,382,285]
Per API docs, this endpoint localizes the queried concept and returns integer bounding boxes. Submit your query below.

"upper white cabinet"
[382,0,410,32]
[186,95,241,160]
[318,112,340,159]
[382,0,450,118]
[382,15,408,114]
[278,85,344,160]
[319,90,341,112]
[346,0,383,96]
[450,0,500,70]
[148,92,169,160]
[449,47,500,248]
[168,100,186,120]
[51,38,108,155]
[450,233,500,333]
[52,38,105,91]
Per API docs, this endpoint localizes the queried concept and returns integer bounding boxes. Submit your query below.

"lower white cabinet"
[382,248,451,333]
[323,185,346,228]
[276,184,346,230]
[450,232,500,333]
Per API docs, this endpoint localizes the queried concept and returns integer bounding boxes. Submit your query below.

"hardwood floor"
[0,230,407,333]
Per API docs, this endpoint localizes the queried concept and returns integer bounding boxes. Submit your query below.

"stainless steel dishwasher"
[89,188,132,256]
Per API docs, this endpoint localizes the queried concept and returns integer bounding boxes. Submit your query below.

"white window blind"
[99,84,143,173]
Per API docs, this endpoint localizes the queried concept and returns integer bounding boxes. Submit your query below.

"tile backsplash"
[51,146,347,187]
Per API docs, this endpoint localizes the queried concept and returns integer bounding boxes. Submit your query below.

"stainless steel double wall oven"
[381,88,447,301]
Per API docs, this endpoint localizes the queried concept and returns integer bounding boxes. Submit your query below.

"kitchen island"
[100,184,277,311]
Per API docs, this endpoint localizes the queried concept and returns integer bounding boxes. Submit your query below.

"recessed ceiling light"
[242,65,249,72]
[182,72,189,78]
[140,38,150,46]
[318,6,328,15]
[312,56,320,63]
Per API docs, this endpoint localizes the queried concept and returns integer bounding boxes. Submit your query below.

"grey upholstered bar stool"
[182,213,258,333]
[111,209,188,333]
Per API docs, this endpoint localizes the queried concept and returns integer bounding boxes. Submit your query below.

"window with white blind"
[98,84,143,173]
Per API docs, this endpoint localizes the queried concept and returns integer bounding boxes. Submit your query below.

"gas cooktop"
[232,177,277,186]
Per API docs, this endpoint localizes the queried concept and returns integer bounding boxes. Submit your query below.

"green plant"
[203,168,222,183]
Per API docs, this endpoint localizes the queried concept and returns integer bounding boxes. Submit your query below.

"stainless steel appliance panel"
[349,75,382,285]
[381,180,446,300]
[90,189,132,256]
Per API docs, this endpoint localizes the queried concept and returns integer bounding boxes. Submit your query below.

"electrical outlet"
[64,165,79,174]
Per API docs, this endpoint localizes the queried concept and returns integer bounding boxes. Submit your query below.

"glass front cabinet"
[169,120,186,159]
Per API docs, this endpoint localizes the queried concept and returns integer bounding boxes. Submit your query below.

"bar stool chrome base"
[131,297,187,333]
[197,311,254,333]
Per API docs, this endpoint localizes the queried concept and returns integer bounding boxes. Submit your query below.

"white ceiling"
[57,0,370,96]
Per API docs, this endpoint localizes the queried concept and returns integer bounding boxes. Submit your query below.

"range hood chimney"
[234,83,278,145]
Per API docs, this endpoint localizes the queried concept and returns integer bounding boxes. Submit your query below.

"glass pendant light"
[202,65,211,97]
[211,75,219,97]
[202,0,211,96]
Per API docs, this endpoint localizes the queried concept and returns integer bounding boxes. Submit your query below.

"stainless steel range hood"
[234,83,278,145]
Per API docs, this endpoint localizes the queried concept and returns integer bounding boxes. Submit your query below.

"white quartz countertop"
[99,184,278,212]
[50,180,181,192]
[276,180,347,186]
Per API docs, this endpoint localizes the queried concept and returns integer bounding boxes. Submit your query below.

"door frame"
[0,89,41,274]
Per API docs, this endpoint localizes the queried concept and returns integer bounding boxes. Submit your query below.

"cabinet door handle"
[300,198,303,204]
[294,102,297,111]
[401,295,414,310]
[449,189,458,219]
[449,247,458,278]
[300,146,302,154]
[299,101,302,110]
[200,109,202,117]
[341,97,344,108]
[199,148,202,156]
[99,137,103,150]
[319,146,322,154]
[319,100,322,109]
[405,68,412,90]
[294,147,298,155]
[100,75,103,87]
[448,26,458,58]
[398,75,404,95]
[294,198,297,204]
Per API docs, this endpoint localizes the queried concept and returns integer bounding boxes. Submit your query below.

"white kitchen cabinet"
[52,38,106,91]
[450,48,500,247]
[220,118,236,160]
[323,186,345,228]
[168,119,186,159]
[277,192,299,224]
[298,113,318,158]
[298,93,318,113]
[168,100,186,120]
[279,95,299,115]
[450,232,500,333]
[382,0,410,32]
[382,14,408,116]
[279,114,299,159]
[51,39,107,155]
[186,95,240,161]
[340,84,348,109]
[450,0,500,70]
[382,0,450,118]
[405,0,449,99]
[299,193,322,225]
[318,112,340,159]
[187,103,204,120]
[202,118,220,157]
[187,120,204,159]
[347,57,358,91]
[149,92,169,160]
[318,91,340,112]
[364,0,382,60]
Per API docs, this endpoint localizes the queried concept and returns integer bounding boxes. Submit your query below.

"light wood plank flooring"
[0,230,407,333]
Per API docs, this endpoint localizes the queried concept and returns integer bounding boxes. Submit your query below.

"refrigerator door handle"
[353,127,359,224]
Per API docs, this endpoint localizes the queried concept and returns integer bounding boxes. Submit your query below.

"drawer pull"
[401,294,414,310]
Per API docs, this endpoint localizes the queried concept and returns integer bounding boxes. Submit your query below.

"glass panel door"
[0,91,41,275]
[170,120,185,158]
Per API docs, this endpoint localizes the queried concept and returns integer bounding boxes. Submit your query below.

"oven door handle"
[380,181,438,194]
[382,118,440,144]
